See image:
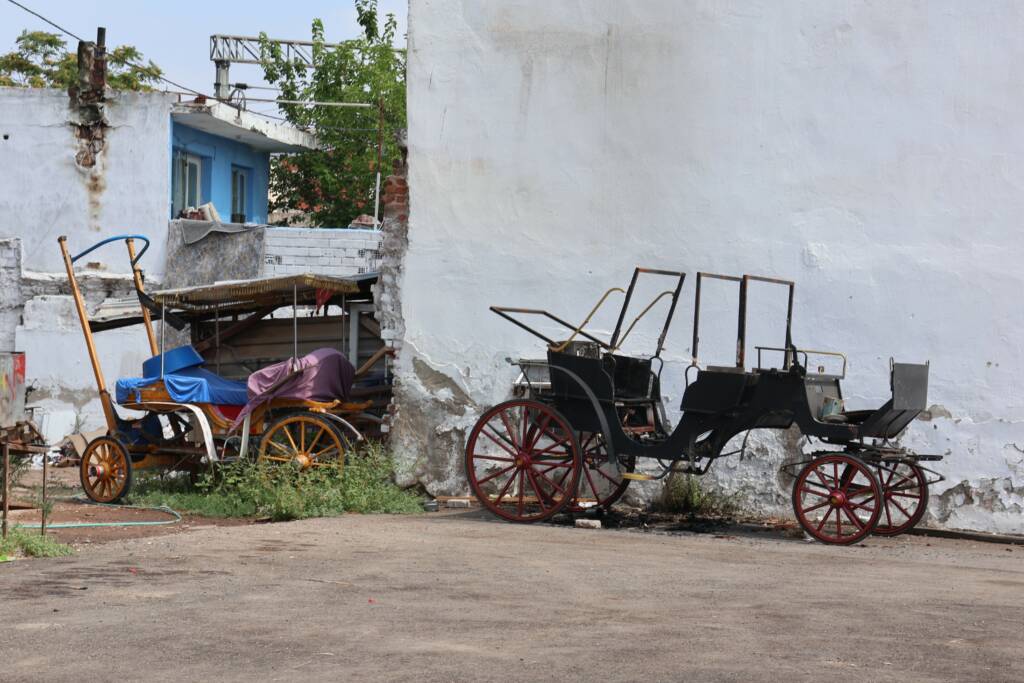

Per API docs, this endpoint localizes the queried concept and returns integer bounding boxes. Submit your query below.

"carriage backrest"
[547,349,614,403]
[609,354,654,399]
[892,362,929,411]
[680,369,749,415]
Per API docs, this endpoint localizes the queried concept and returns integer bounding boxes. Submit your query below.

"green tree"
[0,30,162,90]
[259,0,406,227]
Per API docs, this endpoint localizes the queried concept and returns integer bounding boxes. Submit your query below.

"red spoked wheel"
[872,462,929,536]
[792,453,882,545]
[573,432,634,511]
[465,399,582,523]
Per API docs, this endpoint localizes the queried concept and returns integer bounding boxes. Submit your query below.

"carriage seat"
[115,345,249,406]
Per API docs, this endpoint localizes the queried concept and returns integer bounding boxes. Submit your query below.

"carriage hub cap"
[829,490,847,506]
[91,464,107,479]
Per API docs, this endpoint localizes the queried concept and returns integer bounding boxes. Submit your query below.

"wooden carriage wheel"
[791,453,882,545]
[465,399,582,523]
[257,413,348,471]
[80,436,133,503]
[573,432,634,510]
[872,462,929,536]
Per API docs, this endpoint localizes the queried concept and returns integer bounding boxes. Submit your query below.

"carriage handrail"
[549,287,625,352]
[611,289,676,352]
[69,234,151,266]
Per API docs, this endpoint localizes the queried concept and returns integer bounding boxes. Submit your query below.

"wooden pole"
[2,441,9,540]
[126,238,158,356]
[59,237,117,432]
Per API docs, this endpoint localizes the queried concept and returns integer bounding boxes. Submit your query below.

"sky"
[0,0,408,117]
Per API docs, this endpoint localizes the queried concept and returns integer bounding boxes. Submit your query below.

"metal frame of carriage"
[465,267,944,545]
[59,234,373,504]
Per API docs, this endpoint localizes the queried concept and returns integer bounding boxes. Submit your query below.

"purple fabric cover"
[237,348,355,422]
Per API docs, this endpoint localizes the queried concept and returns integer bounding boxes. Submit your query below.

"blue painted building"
[169,100,316,224]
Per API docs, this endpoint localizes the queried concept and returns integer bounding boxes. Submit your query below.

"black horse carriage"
[465,268,943,544]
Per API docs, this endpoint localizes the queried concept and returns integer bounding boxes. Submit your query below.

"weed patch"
[0,527,74,560]
[655,473,739,516]
[128,442,423,521]
[0,453,30,493]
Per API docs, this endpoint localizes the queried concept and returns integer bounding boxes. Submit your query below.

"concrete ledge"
[909,527,1024,546]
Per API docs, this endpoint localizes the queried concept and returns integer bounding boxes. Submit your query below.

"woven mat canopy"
[151,273,368,314]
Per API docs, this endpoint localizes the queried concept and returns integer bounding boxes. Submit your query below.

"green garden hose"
[14,497,181,529]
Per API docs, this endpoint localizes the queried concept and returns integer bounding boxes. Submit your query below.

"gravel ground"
[1,510,1022,682]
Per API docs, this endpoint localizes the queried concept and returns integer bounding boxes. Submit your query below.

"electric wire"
[3,1,402,137]
[4,0,212,99]
[3,0,84,42]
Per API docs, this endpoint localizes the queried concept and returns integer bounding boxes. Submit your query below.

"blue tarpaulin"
[115,345,249,406]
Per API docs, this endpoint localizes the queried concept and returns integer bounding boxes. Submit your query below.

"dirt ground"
[1,510,1022,683]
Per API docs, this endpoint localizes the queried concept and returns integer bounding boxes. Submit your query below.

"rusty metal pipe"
[737,276,748,368]
[41,450,47,537]
[2,441,9,540]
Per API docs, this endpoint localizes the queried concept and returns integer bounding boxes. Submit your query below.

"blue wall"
[170,122,270,223]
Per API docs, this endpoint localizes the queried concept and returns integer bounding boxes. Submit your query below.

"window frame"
[172,150,204,217]
[231,165,251,223]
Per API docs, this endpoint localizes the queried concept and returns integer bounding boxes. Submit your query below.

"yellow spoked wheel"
[80,436,133,503]
[257,413,348,471]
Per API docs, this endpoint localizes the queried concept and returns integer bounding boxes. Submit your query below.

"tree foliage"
[259,0,406,227]
[0,30,162,90]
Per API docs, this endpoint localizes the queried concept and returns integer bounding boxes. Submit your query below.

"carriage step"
[622,472,655,481]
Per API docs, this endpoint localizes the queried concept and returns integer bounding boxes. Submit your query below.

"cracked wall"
[0,87,174,441]
[0,86,176,277]
[397,1,1024,533]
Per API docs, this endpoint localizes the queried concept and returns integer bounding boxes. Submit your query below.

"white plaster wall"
[15,296,151,443]
[0,87,175,277]
[401,0,1024,532]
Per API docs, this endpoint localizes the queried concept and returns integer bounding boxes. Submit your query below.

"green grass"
[128,442,423,521]
[0,527,74,560]
[655,472,739,516]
